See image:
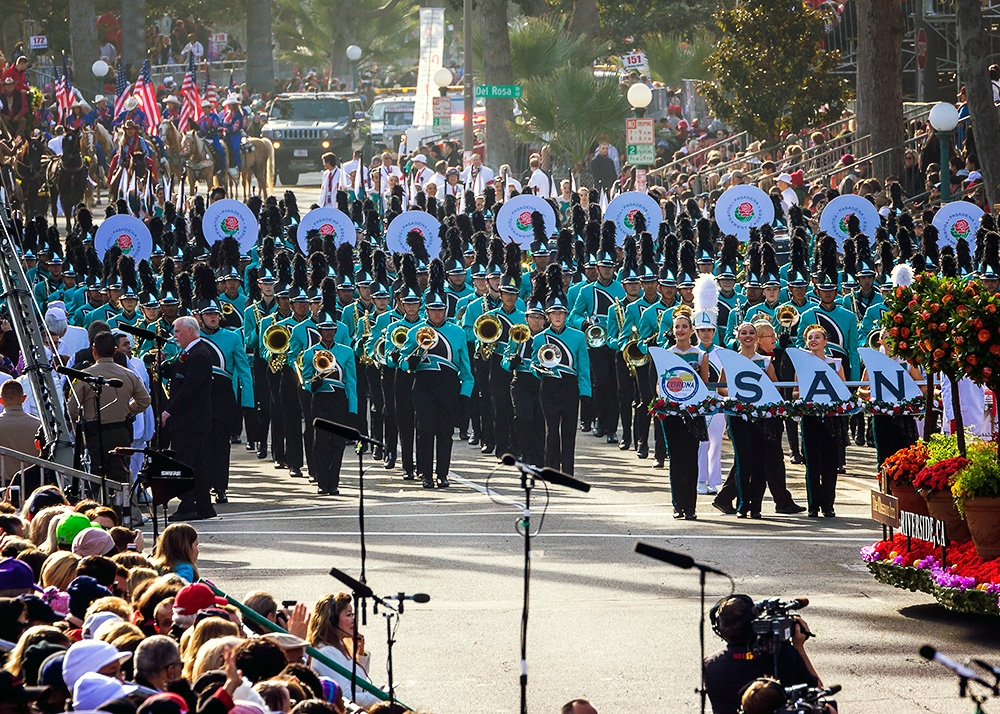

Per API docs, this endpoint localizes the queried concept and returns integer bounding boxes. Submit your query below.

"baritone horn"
[264,323,292,372]
[509,323,531,344]
[538,343,562,370]
[312,349,338,379]
[776,304,799,332]
[474,313,502,357]
[415,326,439,352]
[621,328,649,369]
[585,323,606,348]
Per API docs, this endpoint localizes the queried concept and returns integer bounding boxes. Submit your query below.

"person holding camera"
[704,595,820,714]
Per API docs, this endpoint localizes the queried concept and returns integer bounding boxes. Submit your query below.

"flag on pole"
[133,59,161,130]
[55,54,74,123]
[228,70,237,96]
[204,64,217,108]
[178,53,203,130]
[113,62,132,119]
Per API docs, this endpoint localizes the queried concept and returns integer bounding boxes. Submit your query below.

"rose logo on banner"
[624,209,641,231]
[94,215,153,262]
[385,210,443,256]
[298,207,356,251]
[661,366,699,402]
[951,219,971,241]
[221,215,240,236]
[496,195,557,248]
[735,202,755,224]
[838,214,854,234]
[320,223,336,237]
[931,201,984,251]
[202,199,259,254]
[605,192,663,246]
[819,194,880,249]
[516,211,533,233]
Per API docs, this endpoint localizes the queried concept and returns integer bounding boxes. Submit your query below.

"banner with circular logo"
[932,201,984,252]
[605,191,662,245]
[495,195,556,249]
[297,207,357,253]
[202,199,260,254]
[385,211,442,258]
[714,186,774,241]
[94,215,153,262]
[819,194,880,249]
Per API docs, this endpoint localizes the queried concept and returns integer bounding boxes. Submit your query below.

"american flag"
[178,53,203,130]
[54,54,74,123]
[228,70,237,96]
[113,62,132,119]
[133,59,161,131]
[203,64,217,109]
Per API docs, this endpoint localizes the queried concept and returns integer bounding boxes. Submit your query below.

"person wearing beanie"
[529,265,591,476]
[382,254,424,480]
[568,221,626,444]
[399,259,474,488]
[301,290,358,496]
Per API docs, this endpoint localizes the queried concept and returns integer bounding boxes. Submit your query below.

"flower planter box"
[964,496,1000,561]
[923,490,970,543]
[889,481,929,517]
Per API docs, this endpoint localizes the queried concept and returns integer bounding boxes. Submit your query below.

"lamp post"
[626,82,652,118]
[929,101,959,203]
[346,45,362,92]
[433,67,453,98]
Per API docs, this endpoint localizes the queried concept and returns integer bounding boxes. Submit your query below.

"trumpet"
[474,313,502,357]
[415,325,439,352]
[390,326,409,349]
[776,304,799,331]
[221,302,235,315]
[263,323,292,372]
[509,323,531,344]
[585,323,606,348]
[538,343,562,371]
[313,349,339,379]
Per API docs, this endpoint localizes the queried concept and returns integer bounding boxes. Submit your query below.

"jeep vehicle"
[369,96,414,152]
[262,92,370,185]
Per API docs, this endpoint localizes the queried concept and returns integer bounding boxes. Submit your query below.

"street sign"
[432,96,451,132]
[916,28,928,70]
[870,490,899,529]
[475,85,522,99]
[634,168,647,193]
[625,118,654,145]
[29,36,47,51]
[626,144,655,165]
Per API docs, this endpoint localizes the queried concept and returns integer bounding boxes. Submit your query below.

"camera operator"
[704,595,820,714]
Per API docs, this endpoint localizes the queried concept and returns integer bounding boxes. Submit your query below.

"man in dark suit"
[162,316,216,520]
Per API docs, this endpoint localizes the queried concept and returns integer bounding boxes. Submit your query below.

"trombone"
[263,323,292,372]
[415,325,439,354]
[390,326,409,350]
[537,342,562,374]
[313,349,339,379]
[473,313,502,358]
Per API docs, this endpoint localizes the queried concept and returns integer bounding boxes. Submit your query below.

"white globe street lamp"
[929,102,960,202]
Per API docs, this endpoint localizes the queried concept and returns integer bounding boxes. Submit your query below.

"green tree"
[699,0,850,144]
[641,30,714,87]
[513,66,629,180]
[474,16,602,83]
[594,0,720,52]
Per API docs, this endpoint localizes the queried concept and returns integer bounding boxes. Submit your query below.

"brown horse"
[240,137,274,200]
[159,120,185,200]
[79,126,110,206]
[11,134,50,219]
[183,130,233,197]
[47,128,90,230]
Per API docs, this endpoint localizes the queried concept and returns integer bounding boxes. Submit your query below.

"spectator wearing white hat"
[72,672,138,711]
[44,304,88,364]
[776,172,798,213]
[63,639,132,690]
[408,153,433,197]
[72,527,116,558]
[81,611,123,640]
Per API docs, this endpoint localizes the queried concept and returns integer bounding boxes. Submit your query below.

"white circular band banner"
[94,215,153,262]
[202,199,260,254]
[932,201,984,251]
[714,185,774,241]
[604,191,662,245]
[385,211,442,257]
[495,195,556,249]
[297,207,357,253]
[819,194,880,249]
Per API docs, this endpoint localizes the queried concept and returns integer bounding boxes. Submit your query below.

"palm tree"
[120,0,145,71]
[514,66,630,184]
[642,30,715,87]
[246,0,275,94]
[475,16,603,83]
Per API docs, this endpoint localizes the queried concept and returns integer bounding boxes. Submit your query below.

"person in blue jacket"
[302,300,358,496]
[399,259,474,489]
[530,264,591,476]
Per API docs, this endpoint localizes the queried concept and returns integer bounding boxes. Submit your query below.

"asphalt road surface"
[144,418,1000,714]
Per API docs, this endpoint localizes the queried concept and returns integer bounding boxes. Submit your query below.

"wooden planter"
[923,490,970,543]
[963,496,1000,561]
[889,481,929,517]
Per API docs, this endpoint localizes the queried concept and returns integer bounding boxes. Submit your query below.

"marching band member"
[606,235,642,452]
[692,275,723,496]
[360,250,393,460]
[400,259,474,488]
[503,274,547,467]
[243,242,278,461]
[530,264,590,476]
[799,323,846,518]
[385,254,425,480]
[463,238,503,454]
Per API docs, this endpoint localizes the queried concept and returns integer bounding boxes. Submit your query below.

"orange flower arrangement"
[880,443,930,488]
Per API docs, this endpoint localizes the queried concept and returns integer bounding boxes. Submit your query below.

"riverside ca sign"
[871,490,947,548]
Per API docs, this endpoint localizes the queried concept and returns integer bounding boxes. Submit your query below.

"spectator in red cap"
[172,583,229,631]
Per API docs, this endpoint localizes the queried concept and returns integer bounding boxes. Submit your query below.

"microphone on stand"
[499,453,591,492]
[56,365,123,388]
[329,566,374,599]
[920,646,997,691]
[381,592,430,614]
[314,418,386,450]
[117,322,166,344]
[634,542,730,577]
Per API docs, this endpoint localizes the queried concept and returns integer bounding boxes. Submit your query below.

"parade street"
[178,423,999,714]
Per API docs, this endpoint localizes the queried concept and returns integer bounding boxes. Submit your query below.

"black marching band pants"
[251,355,271,455]
[472,349,494,448]
[280,365,303,471]
[589,344,618,434]
[659,415,700,515]
[312,390,349,491]
[366,364,384,449]
[267,365,285,464]
[413,370,460,479]
[540,376,579,475]
[489,353,514,457]
[511,372,544,467]
[615,353,636,444]
[636,363,666,461]
[801,416,842,512]
[394,368,416,472]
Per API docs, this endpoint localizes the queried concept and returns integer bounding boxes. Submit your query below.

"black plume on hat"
[878,237,894,273]
[532,211,547,244]
[321,276,338,318]
[456,213,473,241]
[842,238,857,277]
[957,237,973,274]
[664,201,676,228]
[600,220,616,256]
[622,235,638,276]
[546,262,565,300]
[820,235,839,285]
[529,267,548,307]
[194,263,217,302]
[292,253,309,291]
[118,256,137,294]
[585,221,600,259]
[488,236,504,270]
[401,252,419,293]
[910,251,926,275]
[276,251,292,287]
[336,243,354,282]
[373,248,389,288]
[556,228,575,265]
[640,231,656,271]
[572,204,586,238]
[922,224,940,266]
[897,228,914,263]
[178,271,193,311]
[310,252,328,290]
[588,204,601,222]
[680,240,696,279]
[406,230,429,264]
[890,182,904,211]
[632,209,647,235]
[941,246,958,278]
[473,231,488,268]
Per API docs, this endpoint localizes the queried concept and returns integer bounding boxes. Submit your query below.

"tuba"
[509,323,531,344]
[474,313,502,357]
[264,323,292,372]
[312,349,338,379]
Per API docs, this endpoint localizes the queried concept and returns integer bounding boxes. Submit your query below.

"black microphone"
[382,592,430,614]
[117,322,164,343]
[920,646,996,690]
[314,418,385,449]
[56,365,124,388]
[329,566,374,599]
[634,542,729,577]
[111,447,139,456]
[499,453,591,492]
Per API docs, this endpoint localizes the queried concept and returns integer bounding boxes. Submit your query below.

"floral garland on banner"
[721,400,793,420]
[862,533,1000,616]
[649,396,722,420]
[787,393,864,418]
[866,394,925,417]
